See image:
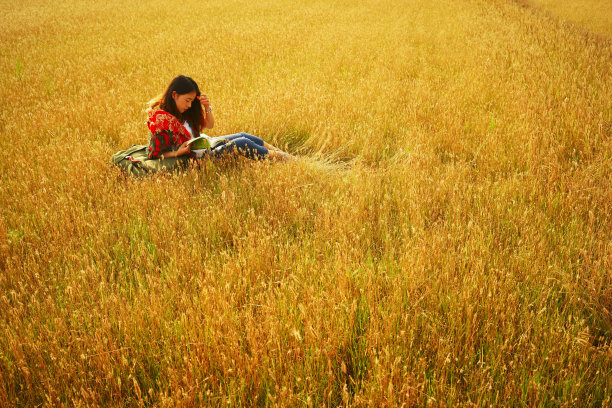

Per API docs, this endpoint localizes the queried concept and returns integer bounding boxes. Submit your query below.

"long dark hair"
[148,75,205,132]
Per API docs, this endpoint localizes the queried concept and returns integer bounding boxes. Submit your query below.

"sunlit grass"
[529,0,612,38]
[0,0,610,406]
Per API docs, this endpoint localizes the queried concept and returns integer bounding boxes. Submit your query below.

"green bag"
[111,145,192,177]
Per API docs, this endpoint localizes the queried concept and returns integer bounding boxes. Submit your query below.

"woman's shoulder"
[147,108,173,121]
[146,109,191,142]
[147,109,177,133]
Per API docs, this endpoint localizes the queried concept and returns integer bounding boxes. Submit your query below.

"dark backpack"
[110,145,192,177]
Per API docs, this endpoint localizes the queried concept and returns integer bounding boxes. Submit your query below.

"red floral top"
[146,109,194,159]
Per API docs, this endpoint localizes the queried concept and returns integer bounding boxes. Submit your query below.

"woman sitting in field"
[112,75,292,175]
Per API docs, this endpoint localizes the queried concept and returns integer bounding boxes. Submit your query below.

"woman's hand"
[198,94,211,109]
[161,141,191,159]
[176,141,192,156]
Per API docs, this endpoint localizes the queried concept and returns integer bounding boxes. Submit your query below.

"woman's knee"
[211,137,268,159]
[238,133,264,146]
[232,138,268,158]
[231,137,251,148]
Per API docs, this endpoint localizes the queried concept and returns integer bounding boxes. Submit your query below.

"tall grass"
[528,0,612,37]
[0,0,610,405]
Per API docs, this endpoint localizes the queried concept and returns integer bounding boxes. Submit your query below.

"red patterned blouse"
[146,109,194,159]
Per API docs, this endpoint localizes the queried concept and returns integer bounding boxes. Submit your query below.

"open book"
[185,134,230,150]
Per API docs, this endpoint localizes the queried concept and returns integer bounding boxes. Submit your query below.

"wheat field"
[0,0,610,406]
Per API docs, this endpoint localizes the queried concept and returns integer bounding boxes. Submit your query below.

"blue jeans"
[205,132,269,160]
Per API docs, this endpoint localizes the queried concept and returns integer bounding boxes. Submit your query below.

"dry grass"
[0,0,610,406]
[528,0,612,38]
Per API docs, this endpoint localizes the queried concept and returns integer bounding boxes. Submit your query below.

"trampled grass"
[0,0,610,406]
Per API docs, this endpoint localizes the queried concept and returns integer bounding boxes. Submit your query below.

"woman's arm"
[204,109,214,129]
[147,131,191,159]
[147,131,169,159]
[161,141,191,158]
[199,95,214,129]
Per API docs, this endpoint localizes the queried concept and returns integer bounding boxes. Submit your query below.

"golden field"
[528,0,612,38]
[0,0,610,406]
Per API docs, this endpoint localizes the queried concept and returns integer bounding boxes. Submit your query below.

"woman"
[146,75,291,161]
[111,75,292,176]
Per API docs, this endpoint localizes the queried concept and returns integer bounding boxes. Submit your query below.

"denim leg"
[217,132,265,147]
[211,137,269,159]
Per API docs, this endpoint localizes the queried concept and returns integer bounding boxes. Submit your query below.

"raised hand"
[198,94,211,109]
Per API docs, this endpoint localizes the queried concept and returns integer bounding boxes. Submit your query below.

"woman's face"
[172,91,197,113]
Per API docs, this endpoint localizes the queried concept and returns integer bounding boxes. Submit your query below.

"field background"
[0,0,610,406]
